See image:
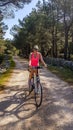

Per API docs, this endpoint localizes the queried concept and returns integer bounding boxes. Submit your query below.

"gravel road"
[0,56,73,130]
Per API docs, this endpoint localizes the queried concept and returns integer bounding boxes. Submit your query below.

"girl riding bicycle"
[28,45,47,86]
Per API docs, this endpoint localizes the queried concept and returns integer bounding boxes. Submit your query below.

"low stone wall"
[44,57,73,71]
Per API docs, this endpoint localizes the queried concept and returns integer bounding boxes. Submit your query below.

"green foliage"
[0,59,15,88]
[11,8,52,57]
[11,0,73,59]
[0,39,17,64]
[0,19,8,38]
[0,39,6,63]
[48,65,73,84]
[0,54,4,64]
[0,0,32,19]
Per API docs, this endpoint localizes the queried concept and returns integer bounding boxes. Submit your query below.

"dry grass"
[48,65,73,84]
[0,60,15,89]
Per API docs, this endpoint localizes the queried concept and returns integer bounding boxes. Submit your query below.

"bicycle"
[28,66,43,107]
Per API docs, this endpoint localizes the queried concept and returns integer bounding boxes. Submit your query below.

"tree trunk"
[64,29,69,59]
[45,49,51,57]
[54,27,58,58]
[52,36,55,57]
[52,29,58,58]
[41,46,45,56]
[68,47,71,60]
[72,32,73,43]
[52,26,55,57]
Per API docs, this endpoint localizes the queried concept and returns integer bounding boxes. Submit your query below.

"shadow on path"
[0,57,73,130]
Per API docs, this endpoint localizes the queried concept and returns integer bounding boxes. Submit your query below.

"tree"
[11,6,52,57]
[0,0,32,18]
[0,13,8,39]
[0,0,31,6]
[11,0,73,60]
[68,26,73,59]
[54,0,73,59]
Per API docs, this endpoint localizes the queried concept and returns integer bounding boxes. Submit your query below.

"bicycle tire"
[28,78,34,94]
[34,82,43,107]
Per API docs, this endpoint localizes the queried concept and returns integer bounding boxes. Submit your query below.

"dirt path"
[0,56,73,130]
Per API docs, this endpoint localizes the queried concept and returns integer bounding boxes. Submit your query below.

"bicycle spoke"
[35,82,42,107]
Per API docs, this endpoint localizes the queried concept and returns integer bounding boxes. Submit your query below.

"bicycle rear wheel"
[34,82,43,107]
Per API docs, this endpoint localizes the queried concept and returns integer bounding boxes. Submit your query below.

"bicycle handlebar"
[31,66,43,69]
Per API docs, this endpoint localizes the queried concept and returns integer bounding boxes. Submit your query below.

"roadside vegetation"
[48,65,73,84]
[11,0,73,60]
[0,59,15,90]
[0,39,16,90]
[0,0,73,87]
[10,0,73,85]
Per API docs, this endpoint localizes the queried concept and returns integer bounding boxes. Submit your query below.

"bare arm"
[40,53,47,67]
[29,53,31,66]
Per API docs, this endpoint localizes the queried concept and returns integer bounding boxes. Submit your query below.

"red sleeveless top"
[29,52,40,67]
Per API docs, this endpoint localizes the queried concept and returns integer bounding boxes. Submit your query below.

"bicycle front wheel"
[35,82,43,107]
[28,78,34,94]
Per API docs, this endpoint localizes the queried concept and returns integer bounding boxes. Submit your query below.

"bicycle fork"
[34,74,40,93]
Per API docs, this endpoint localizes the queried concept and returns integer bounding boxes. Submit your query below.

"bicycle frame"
[28,66,43,107]
[33,72,40,92]
[31,66,43,107]
[30,66,40,87]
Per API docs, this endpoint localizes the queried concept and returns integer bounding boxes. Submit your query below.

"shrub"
[45,57,73,71]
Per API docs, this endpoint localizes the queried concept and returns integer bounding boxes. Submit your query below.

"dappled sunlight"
[7,70,29,87]
[50,111,73,127]
[0,86,37,127]
[0,57,73,130]
[17,104,36,118]
[5,104,19,112]
[0,115,18,126]
[39,66,73,129]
